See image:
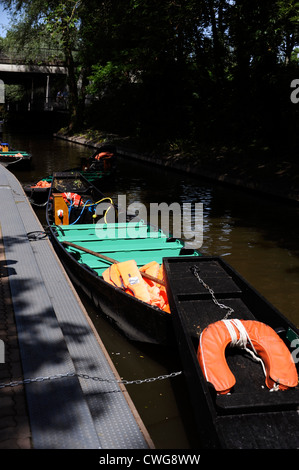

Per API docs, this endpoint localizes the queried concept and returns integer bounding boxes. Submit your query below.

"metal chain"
[190,265,234,320]
[0,370,182,390]
[0,372,75,389]
[29,200,48,207]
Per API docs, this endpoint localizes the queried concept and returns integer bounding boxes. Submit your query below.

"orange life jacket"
[62,192,83,207]
[102,260,170,312]
[32,180,51,188]
[198,319,298,395]
[139,261,170,312]
[103,260,151,302]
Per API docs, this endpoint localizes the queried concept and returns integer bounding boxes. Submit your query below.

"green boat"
[0,142,32,168]
[46,171,200,344]
[24,145,117,203]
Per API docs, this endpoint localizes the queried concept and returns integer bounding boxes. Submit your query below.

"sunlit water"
[4,130,299,449]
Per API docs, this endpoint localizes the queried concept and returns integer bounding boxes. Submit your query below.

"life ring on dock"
[197,319,298,395]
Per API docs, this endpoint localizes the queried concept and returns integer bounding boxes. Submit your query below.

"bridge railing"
[0,48,67,66]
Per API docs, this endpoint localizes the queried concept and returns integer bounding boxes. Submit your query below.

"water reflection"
[9,130,299,327]
[110,152,297,327]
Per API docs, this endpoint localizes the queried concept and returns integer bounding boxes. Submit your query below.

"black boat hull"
[164,256,299,448]
[49,235,173,344]
[0,155,32,169]
[45,171,178,345]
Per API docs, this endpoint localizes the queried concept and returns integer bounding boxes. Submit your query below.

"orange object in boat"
[53,193,69,225]
[103,260,151,303]
[62,192,83,207]
[103,263,124,288]
[198,319,298,395]
[102,260,170,311]
[32,180,51,188]
[140,261,170,312]
[94,151,113,161]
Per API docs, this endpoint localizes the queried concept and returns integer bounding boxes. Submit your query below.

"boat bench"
[62,237,183,252]
[56,222,190,274]
[216,387,299,413]
[57,223,166,241]
[79,247,185,273]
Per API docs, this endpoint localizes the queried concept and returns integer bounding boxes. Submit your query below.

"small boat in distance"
[24,145,117,203]
[46,171,200,344]
[80,145,117,174]
[0,142,32,168]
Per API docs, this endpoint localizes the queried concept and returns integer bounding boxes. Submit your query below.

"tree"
[277,0,299,64]
[1,0,298,153]
[0,0,82,130]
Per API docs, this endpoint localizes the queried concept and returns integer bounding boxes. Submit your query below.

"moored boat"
[0,142,32,168]
[24,145,117,203]
[46,171,200,344]
[163,256,299,449]
[80,145,117,174]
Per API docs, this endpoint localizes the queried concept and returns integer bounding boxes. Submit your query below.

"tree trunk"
[64,45,79,132]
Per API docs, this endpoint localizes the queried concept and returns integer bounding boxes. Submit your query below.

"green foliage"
[5,84,25,102]
[1,0,299,153]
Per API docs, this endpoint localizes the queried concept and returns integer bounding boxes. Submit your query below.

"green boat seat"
[56,221,199,276]
[56,222,166,241]
[63,237,181,253]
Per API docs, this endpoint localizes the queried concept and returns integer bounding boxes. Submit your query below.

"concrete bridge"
[0,48,69,112]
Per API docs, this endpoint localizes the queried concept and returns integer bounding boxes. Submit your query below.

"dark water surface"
[4,131,299,449]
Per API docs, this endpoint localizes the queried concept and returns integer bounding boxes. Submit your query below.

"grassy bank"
[55,128,299,204]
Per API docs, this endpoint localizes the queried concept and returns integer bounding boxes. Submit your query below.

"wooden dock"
[0,164,153,449]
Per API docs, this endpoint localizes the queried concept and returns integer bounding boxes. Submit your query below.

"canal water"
[3,131,299,449]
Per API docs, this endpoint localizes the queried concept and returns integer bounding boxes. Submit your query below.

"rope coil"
[222,319,267,377]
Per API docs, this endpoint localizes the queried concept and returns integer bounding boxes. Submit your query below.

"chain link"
[190,265,234,320]
[116,371,182,385]
[0,372,76,389]
[0,370,182,390]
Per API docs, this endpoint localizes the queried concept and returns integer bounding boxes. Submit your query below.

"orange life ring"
[198,319,298,395]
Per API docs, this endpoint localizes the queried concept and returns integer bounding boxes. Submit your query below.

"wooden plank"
[57,226,167,241]
[217,388,299,411]
[64,238,182,253]
[78,248,184,268]
[62,240,166,286]
[60,222,148,230]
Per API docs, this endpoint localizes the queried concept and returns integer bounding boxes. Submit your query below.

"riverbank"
[54,130,299,204]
